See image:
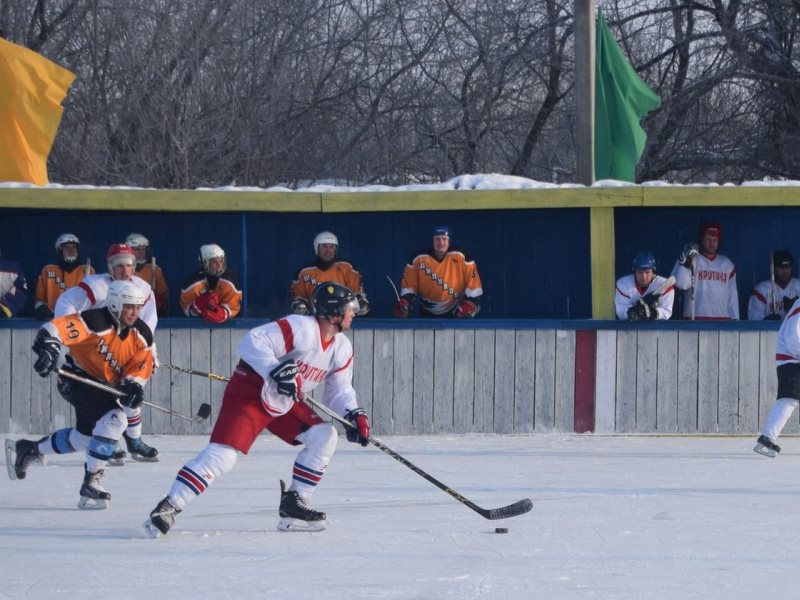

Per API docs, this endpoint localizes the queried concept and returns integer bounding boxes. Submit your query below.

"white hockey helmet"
[199,243,226,276]
[313,231,338,255]
[106,243,136,277]
[106,280,146,322]
[125,233,150,264]
[55,233,80,263]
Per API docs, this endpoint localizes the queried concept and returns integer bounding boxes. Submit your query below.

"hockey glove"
[201,302,228,324]
[626,301,649,321]
[764,313,782,321]
[393,296,412,318]
[118,379,144,409]
[291,297,310,315]
[453,298,479,318]
[344,408,370,446]
[641,293,660,313]
[190,290,218,317]
[678,243,699,267]
[784,296,798,313]
[32,330,60,377]
[355,293,370,316]
[34,304,54,321]
[270,360,301,399]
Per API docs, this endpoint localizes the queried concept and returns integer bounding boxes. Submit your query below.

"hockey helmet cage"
[698,222,722,241]
[107,280,146,321]
[313,231,339,254]
[55,233,80,263]
[312,282,359,317]
[632,251,656,272]
[433,225,451,238]
[106,243,136,275]
[199,243,226,276]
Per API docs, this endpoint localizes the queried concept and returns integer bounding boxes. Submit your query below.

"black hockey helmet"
[312,282,359,317]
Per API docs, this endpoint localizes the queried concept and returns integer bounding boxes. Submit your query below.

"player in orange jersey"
[34,233,95,320]
[125,233,170,316]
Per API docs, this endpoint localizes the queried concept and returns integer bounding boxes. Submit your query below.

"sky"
[1,433,797,599]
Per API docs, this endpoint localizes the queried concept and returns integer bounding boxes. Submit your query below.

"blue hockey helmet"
[433,225,451,238]
[632,251,656,272]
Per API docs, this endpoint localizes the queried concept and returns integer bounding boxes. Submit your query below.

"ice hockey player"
[747,250,800,321]
[671,222,739,320]
[392,225,483,318]
[290,230,370,316]
[33,233,95,320]
[125,233,170,316]
[0,242,28,319]
[179,243,242,323]
[55,243,159,462]
[614,251,674,320]
[5,280,155,509]
[146,282,371,537]
[754,293,800,457]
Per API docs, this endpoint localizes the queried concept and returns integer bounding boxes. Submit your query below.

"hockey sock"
[168,443,237,510]
[762,397,800,441]
[291,423,336,499]
[123,405,143,439]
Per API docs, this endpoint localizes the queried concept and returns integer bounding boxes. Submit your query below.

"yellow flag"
[0,37,75,185]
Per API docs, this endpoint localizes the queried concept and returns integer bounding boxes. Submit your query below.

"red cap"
[698,222,722,241]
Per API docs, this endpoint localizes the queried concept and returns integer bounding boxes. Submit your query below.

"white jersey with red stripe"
[776,301,800,366]
[614,273,675,320]
[747,277,800,321]
[54,272,158,332]
[671,253,739,320]
[237,314,357,418]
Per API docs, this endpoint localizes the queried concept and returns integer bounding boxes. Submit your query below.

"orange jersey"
[290,259,365,303]
[400,247,483,315]
[34,263,95,312]
[44,308,155,386]
[180,270,242,319]
[135,262,169,313]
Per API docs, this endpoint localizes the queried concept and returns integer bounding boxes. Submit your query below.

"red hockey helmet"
[106,243,136,276]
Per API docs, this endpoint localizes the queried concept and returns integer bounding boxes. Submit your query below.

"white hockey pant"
[290,423,338,501]
[763,398,800,442]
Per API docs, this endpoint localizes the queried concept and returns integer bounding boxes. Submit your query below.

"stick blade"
[196,403,212,420]
[485,498,533,520]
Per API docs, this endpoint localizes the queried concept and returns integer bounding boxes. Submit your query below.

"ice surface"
[1,433,796,599]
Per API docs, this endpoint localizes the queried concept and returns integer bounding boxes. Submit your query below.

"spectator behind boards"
[290,230,369,316]
[0,242,29,319]
[125,233,170,316]
[614,251,674,321]
[33,233,95,321]
[671,221,738,320]
[180,243,242,324]
[392,225,483,318]
[748,250,800,321]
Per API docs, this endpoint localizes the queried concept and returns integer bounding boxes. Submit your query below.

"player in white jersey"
[747,250,800,321]
[145,282,371,537]
[671,222,739,320]
[753,299,800,457]
[615,251,674,320]
[55,243,159,461]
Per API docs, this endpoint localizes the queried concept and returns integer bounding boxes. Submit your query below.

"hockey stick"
[770,251,778,317]
[385,275,401,301]
[302,394,533,521]
[56,369,212,423]
[650,275,675,298]
[163,363,230,382]
[166,365,533,520]
[84,257,91,278]
[690,254,696,320]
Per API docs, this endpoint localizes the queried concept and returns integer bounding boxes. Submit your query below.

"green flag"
[594,11,660,182]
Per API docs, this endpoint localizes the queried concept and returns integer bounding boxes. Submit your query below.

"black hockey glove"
[118,379,144,408]
[783,296,798,313]
[344,408,371,446]
[32,329,60,377]
[626,300,650,321]
[678,243,699,267]
[34,304,54,321]
[291,297,310,315]
[764,313,782,321]
[355,293,370,316]
[641,292,660,313]
[270,359,301,399]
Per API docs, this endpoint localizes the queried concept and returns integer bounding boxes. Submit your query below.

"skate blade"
[107,458,125,467]
[753,443,777,458]
[78,497,109,510]
[277,517,326,532]
[130,454,159,463]
[5,439,18,481]
[143,519,163,539]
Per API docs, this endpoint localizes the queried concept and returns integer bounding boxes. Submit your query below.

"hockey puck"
[494,527,508,534]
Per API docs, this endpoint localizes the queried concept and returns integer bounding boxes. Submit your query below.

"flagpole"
[574,0,596,186]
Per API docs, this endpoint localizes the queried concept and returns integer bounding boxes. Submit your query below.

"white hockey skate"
[277,479,326,532]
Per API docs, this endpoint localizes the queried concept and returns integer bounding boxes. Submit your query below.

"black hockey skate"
[107,443,127,467]
[278,479,326,532]
[753,435,781,458]
[78,464,111,509]
[5,439,44,481]
[124,433,159,462]
[145,496,181,538]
